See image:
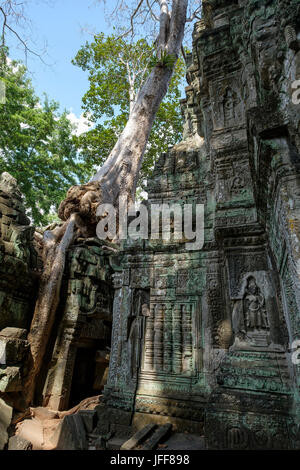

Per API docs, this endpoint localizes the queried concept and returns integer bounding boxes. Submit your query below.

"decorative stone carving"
[243,277,269,331]
[284,25,300,51]
[231,275,272,349]
[210,77,245,130]
[127,290,149,379]
[102,0,300,446]
[0,173,37,413]
[141,302,196,377]
[42,241,113,410]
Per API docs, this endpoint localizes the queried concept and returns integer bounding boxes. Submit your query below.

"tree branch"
[146,0,160,22]
[181,44,186,61]
[0,3,46,63]
[157,0,169,55]
[117,0,145,39]
[186,5,202,23]
[167,0,188,55]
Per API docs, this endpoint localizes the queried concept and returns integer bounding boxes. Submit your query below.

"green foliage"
[72,34,186,187]
[0,57,88,226]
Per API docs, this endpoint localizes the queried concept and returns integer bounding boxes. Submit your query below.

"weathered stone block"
[8,435,32,451]
[141,424,172,450]
[0,328,27,339]
[78,409,97,434]
[54,414,88,450]
[121,423,156,450]
[0,330,28,365]
[96,405,132,426]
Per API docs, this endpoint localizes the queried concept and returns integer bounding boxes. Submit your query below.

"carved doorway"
[69,345,98,408]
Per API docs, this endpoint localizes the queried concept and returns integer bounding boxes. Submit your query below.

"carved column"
[143,304,154,371]
[182,304,193,374]
[163,303,172,372]
[153,304,164,371]
[172,304,182,374]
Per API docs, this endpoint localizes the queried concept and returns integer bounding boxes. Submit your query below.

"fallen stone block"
[96,405,132,425]
[141,424,172,450]
[121,424,157,450]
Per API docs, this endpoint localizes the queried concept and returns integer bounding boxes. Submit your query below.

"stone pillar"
[153,304,164,371]
[143,304,154,371]
[163,304,172,373]
[172,304,182,374]
[182,304,193,374]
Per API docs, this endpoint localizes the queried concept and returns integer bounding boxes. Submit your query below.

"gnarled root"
[25,182,105,405]
[24,214,78,405]
[58,181,103,223]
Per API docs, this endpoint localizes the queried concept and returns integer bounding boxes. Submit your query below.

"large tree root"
[24,181,104,405]
[24,214,78,405]
[14,396,102,450]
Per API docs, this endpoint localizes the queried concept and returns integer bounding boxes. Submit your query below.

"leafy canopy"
[0,57,88,225]
[72,33,186,191]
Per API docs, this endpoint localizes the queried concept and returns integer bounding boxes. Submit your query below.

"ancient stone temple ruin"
[1,0,300,450]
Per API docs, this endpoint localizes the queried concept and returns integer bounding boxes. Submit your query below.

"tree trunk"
[24,0,188,406]
[91,0,188,206]
[91,66,176,204]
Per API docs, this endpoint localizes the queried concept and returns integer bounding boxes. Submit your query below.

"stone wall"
[103,0,300,449]
[0,173,38,406]
[0,173,39,448]
[0,173,115,446]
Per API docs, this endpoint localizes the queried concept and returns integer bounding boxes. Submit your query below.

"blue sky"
[8,0,114,117]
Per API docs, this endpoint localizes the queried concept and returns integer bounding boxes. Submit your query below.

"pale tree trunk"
[91,0,188,204]
[24,0,188,406]
[91,66,176,204]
